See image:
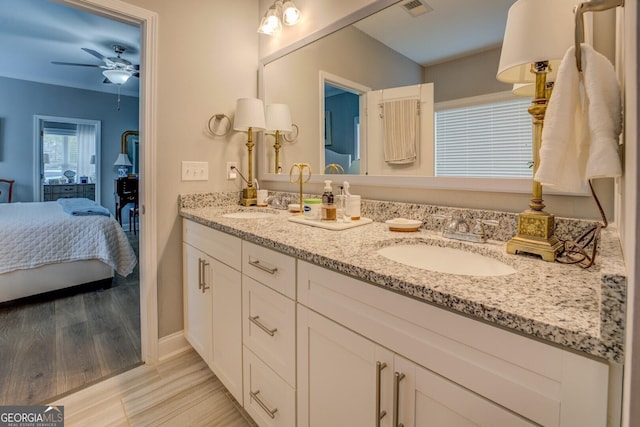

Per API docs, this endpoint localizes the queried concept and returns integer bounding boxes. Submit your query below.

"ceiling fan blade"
[51,61,103,67]
[81,48,108,62]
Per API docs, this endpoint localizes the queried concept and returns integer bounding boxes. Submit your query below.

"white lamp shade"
[234,98,266,131]
[497,0,575,83]
[114,153,132,166]
[266,104,293,132]
[512,67,558,96]
[103,69,132,85]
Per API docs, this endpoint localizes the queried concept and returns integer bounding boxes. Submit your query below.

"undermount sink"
[377,244,516,277]
[222,211,277,219]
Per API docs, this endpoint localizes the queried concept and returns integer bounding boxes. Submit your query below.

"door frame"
[60,0,160,364]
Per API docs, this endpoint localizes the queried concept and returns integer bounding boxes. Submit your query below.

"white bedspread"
[0,202,137,276]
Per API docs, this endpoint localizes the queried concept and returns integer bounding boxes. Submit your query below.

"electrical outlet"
[227,161,238,180]
[182,161,209,181]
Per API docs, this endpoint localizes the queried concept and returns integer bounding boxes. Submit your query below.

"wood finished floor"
[49,349,256,427]
[0,232,141,405]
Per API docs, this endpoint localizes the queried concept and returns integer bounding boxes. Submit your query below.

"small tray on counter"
[385,218,422,232]
[288,215,373,230]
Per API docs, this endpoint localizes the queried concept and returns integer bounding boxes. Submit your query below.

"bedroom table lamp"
[496,0,574,262]
[234,98,266,206]
[114,153,132,178]
[265,103,293,174]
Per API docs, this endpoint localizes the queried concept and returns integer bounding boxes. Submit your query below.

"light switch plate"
[182,161,209,181]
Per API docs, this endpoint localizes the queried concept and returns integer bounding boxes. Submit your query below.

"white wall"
[120,0,260,338]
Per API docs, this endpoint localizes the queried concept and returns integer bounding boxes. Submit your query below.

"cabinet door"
[210,257,243,405]
[182,243,212,365]
[393,355,536,427]
[297,306,393,427]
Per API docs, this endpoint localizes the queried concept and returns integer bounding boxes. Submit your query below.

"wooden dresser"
[44,183,95,201]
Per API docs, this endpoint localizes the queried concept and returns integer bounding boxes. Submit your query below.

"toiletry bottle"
[321,180,336,221]
[343,181,361,220]
[336,186,346,222]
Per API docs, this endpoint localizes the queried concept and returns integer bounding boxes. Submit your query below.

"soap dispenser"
[321,180,336,221]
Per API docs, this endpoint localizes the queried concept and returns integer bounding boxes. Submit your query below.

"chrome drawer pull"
[393,371,405,427]
[249,258,278,275]
[249,315,278,336]
[201,260,210,293]
[250,389,278,419]
[376,362,387,427]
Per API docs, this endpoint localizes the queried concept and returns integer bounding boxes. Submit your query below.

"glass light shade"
[113,153,132,166]
[234,98,266,132]
[103,69,132,85]
[258,4,282,35]
[282,0,301,25]
[496,0,575,83]
[266,104,293,132]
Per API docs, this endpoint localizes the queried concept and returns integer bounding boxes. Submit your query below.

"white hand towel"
[534,44,622,192]
[382,99,418,164]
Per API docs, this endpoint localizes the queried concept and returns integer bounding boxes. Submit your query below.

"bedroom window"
[434,93,532,178]
[43,123,96,183]
[43,128,77,180]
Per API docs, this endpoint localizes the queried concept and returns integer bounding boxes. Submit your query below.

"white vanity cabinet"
[297,260,611,427]
[182,219,243,404]
[242,241,297,427]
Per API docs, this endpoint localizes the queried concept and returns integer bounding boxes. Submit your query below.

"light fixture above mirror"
[258,0,302,35]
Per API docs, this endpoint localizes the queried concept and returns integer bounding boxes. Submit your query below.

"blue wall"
[325,91,359,158]
[0,76,138,215]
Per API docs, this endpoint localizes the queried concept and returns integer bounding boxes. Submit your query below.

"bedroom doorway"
[35,116,101,203]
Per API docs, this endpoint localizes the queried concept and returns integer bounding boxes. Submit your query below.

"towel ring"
[574,0,624,72]
[282,124,299,143]
[207,114,231,137]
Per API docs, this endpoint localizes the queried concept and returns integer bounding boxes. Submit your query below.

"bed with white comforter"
[0,201,137,303]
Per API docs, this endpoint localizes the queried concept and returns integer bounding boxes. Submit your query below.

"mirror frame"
[256,1,585,196]
[121,130,139,175]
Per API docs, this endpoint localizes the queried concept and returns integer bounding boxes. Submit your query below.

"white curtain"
[76,124,96,178]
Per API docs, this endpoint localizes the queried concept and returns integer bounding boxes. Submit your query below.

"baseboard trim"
[158,331,191,361]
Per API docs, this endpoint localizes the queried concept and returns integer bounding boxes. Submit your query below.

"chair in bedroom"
[129,204,139,235]
[115,177,138,226]
[0,179,15,203]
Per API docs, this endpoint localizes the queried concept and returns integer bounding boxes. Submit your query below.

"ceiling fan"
[52,44,139,85]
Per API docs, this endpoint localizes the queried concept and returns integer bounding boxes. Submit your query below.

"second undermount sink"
[377,244,516,277]
[222,211,277,219]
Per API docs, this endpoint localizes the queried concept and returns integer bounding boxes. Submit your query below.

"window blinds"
[435,98,533,177]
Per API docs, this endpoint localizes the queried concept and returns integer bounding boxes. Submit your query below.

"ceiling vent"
[401,0,433,17]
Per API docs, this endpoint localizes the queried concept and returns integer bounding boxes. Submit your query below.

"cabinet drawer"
[242,241,295,299]
[243,276,296,386]
[183,219,241,271]
[53,185,78,194]
[244,347,295,427]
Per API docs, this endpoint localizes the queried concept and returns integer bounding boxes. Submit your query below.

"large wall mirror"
[258,0,552,193]
[121,130,139,175]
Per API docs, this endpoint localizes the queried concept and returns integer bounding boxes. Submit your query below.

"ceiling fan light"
[103,69,131,85]
[282,0,301,25]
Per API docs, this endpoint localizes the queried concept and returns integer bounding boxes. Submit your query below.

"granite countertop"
[180,202,626,363]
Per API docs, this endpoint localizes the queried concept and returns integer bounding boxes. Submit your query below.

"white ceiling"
[0,0,140,97]
[355,0,517,66]
[0,0,514,99]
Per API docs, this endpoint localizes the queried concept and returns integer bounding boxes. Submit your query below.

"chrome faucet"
[435,214,497,243]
